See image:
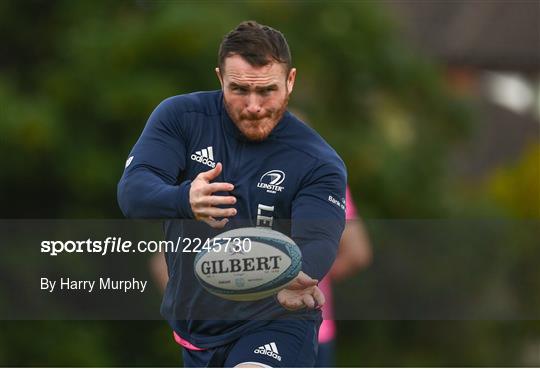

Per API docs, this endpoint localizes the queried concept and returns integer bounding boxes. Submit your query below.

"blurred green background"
[0,0,538,366]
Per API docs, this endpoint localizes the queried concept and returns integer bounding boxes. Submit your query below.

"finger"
[277,293,286,306]
[282,299,305,311]
[197,162,222,181]
[200,195,236,206]
[277,293,300,311]
[312,286,326,308]
[297,271,318,285]
[286,280,308,290]
[288,272,318,290]
[205,217,229,229]
[292,298,306,310]
[302,293,316,309]
[198,207,237,218]
[204,182,235,194]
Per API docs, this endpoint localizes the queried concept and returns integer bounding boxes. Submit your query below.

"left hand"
[276,271,325,311]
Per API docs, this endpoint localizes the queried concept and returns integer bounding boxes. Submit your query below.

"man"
[118,21,346,367]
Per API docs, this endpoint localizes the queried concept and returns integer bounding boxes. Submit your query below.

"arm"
[291,161,347,281]
[117,98,194,218]
[277,160,346,311]
[117,98,235,224]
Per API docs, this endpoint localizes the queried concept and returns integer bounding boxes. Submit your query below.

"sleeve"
[291,159,347,281]
[117,98,194,219]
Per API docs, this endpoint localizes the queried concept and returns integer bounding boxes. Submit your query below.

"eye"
[259,87,276,96]
[231,86,248,94]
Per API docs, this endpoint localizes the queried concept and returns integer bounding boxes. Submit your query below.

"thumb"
[289,271,318,290]
[198,162,222,181]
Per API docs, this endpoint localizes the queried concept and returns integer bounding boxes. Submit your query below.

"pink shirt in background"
[318,185,358,343]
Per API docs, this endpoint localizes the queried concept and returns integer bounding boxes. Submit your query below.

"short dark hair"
[218,21,292,72]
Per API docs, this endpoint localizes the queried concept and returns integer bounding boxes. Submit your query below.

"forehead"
[221,54,287,85]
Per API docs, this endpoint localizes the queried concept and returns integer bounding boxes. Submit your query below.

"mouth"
[242,117,265,124]
[241,112,269,121]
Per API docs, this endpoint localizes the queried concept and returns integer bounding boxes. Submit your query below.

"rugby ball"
[194,227,302,301]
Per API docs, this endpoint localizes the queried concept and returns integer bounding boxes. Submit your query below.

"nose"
[245,93,262,115]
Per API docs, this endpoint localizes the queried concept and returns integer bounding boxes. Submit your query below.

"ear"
[215,67,224,88]
[286,68,297,93]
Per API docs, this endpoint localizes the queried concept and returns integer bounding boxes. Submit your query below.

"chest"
[184,134,307,222]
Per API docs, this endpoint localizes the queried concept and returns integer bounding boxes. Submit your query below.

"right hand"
[189,162,237,228]
[276,271,325,311]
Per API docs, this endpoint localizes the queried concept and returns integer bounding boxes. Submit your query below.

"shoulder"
[279,112,346,175]
[146,91,222,137]
[153,90,222,118]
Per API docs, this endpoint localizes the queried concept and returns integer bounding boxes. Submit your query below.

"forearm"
[117,168,193,219]
[294,219,344,281]
[292,162,347,280]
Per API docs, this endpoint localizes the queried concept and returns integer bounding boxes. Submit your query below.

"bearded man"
[118,21,346,368]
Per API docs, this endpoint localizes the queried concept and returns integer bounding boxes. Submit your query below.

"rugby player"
[118,21,346,367]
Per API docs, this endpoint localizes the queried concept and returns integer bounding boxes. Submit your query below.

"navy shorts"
[182,319,321,367]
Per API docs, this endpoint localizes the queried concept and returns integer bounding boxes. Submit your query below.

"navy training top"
[117,90,346,348]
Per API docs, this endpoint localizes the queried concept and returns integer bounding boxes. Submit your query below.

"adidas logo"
[253,342,281,361]
[190,146,216,168]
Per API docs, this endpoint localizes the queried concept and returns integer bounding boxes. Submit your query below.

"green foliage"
[0,0,471,218]
[0,320,178,366]
[486,144,540,218]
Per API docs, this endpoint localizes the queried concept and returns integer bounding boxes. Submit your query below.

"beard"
[224,95,290,142]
